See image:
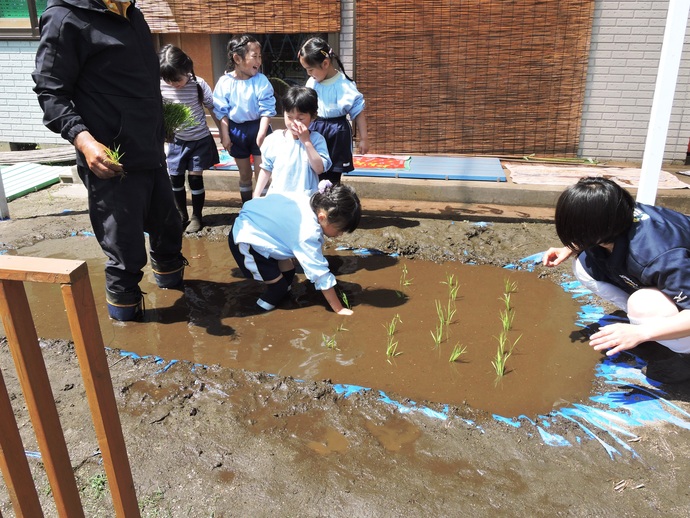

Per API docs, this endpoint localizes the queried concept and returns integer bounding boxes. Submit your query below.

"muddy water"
[5,236,600,417]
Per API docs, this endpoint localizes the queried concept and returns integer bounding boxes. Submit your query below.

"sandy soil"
[2,183,690,517]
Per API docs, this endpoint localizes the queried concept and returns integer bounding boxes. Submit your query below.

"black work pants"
[78,165,183,296]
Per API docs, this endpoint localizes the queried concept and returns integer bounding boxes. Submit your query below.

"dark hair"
[310,183,361,233]
[298,37,353,82]
[555,176,635,252]
[226,34,260,72]
[159,44,203,104]
[282,86,318,118]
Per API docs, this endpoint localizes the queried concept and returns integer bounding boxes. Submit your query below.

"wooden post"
[0,255,140,518]
[0,367,44,518]
[0,279,85,518]
[60,263,140,517]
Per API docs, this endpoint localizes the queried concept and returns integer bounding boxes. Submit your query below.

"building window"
[260,33,326,114]
[0,0,47,36]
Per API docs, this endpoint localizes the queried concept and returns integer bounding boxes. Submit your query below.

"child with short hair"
[213,35,276,203]
[543,176,690,383]
[229,180,361,314]
[253,86,331,197]
[298,37,368,184]
[160,44,221,232]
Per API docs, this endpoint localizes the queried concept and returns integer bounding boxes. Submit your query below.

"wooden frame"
[0,255,139,517]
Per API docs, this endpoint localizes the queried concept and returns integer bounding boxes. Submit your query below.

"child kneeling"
[229,180,360,314]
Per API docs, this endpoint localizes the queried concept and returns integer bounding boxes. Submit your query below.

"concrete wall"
[579,0,690,163]
[0,40,63,145]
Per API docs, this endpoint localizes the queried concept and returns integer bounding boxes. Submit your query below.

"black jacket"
[32,0,165,172]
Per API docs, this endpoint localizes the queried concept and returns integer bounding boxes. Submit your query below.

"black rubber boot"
[105,287,143,322]
[150,255,188,289]
[644,353,690,384]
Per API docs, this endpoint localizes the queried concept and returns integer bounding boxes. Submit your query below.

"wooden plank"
[0,146,75,166]
[0,256,86,284]
[61,273,141,518]
[0,280,85,518]
[0,367,44,518]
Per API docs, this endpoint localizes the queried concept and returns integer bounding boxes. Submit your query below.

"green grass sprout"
[449,343,467,362]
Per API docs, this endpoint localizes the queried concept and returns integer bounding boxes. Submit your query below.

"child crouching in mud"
[229,180,361,314]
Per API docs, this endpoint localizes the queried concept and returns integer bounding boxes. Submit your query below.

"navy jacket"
[582,203,690,310]
[32,0,165,172]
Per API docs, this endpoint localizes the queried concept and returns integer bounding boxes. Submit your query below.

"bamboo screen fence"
[356,0,595,156]
[139,0,340,34]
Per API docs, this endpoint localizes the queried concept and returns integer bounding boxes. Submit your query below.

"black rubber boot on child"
[644,353,690,384]
[106,287,144,322]
[150,255,188,289]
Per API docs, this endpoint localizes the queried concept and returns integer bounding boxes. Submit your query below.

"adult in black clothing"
[32,0,186,321]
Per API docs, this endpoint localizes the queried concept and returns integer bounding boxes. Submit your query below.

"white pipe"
[638,0,690,205]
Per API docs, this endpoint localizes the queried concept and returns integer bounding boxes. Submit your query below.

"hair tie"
[318,180,333,194]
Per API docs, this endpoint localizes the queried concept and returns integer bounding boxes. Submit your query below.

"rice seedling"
[321,333,338,350]
[163,102,196,141]
[400,263,413,287]
[430,324,443,349]
[104,144,124,166]
[504,277,518,294]
[384,314,402,358]
[492,331,522,377]
[499,292,512,312]
[449,343,467,362]
[336,323,348,333]
[499,308,515,333]
[340,291,351,309]
[445,299,457,326]
[442,273,460,300]
[435,299,445,326]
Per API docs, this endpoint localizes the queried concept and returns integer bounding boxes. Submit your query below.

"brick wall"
[0,40,63,145]
[339,0,355,79]
[579,0,690,163]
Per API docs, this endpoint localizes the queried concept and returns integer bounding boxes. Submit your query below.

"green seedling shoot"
[340,291,351,309]
[499,292,512,312]
[104,144,124,166]
[449,343,467,363]
[504,277,518,294]
[445,299,457,326]
[492,331,522,377]
[397,263,413,298]
[435,299,445,326]
[321,333,338,350]
[163,102,196,141]
[400,263,413,287]
[430,324,443,349]
[499,308,515,333]
[384,314,402,358]
[442,272,460,300]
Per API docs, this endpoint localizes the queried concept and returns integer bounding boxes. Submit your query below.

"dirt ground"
[2,183,690,517]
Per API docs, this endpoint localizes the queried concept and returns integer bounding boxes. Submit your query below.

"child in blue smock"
[213,35,276,203]
[543,176,690,383]
[229,181,361,314]
[298,37,368,184]
[253,86,331,197]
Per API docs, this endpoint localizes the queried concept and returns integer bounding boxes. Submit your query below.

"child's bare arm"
[253,168,271,198]
[257,116,271,148]
[220,117,231,151]
[322,286,353,315]
[353,113,369,155]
